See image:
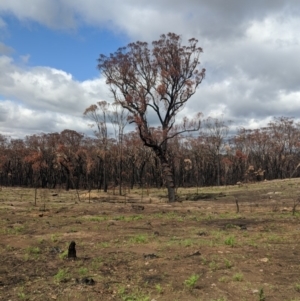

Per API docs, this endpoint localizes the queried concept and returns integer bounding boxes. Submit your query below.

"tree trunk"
[159,159,176,202]
[161,162,176,202]
[103,155,107,192]
[167,185,176,202]
[130,161,135,189]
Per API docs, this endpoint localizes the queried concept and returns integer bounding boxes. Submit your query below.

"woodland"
[0,115,299,193]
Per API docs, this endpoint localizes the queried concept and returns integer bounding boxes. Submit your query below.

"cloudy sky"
[0,0,300,138]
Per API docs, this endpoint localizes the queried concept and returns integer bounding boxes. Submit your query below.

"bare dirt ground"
[1,179,300,301]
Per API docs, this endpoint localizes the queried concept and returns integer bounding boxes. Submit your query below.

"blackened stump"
[68,241,76,259]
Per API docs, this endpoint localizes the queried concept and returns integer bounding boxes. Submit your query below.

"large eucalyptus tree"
[97,33,205,202]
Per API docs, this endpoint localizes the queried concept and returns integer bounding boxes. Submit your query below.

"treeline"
[0,117,299,192]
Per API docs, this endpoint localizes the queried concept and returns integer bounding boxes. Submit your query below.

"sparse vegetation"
[26,246,40,254]
[218,276,230,283]
[184,274,200,289]
[59,250,68,259]
[155,284,163,294]
[50,233,60,242]
[233,273,243,281]
[129,234,148,244]
[54,268,70,283]
[17,287,27,300]
[1,181,300,300]
[117,286,150,301]
[209,260,218,271]
[25,246,40,259]
[224,259,233,269]
[259,288,266,301]
[78,267,88,276]
[224,235,235,247]
[295,283,300,292]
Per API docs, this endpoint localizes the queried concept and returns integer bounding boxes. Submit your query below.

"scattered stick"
[74,189,81,203]
[235,197,239,213]
[34,188,37,206]
[185,250,201,257]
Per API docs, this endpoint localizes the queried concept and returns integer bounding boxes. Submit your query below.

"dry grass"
[0,179,300,300]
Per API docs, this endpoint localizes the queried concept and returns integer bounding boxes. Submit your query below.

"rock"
[76,277,95,285]
[186,250,201,257]
[259,258,269,263]
[131,205,145,211]
[144,253,159,259]
[50,246,62,254]
[239,224,247,230]
[197,231,208,236]
[82,277,95,285]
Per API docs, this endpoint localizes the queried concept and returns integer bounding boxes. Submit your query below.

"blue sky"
[2,15,127,81]
[0,1,300,138]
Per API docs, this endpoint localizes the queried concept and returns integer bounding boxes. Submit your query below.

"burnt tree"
[98,33,205,202]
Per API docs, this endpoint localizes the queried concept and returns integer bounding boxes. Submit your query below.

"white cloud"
[0,0,77,29]
[0,1,296,39]
[1,1,300,137]
[0,42,13,55]
[0,102,122,139]
[246,14,300,45]
[0,99,96,138]
[0,54,110,115]
[0,52,111,137]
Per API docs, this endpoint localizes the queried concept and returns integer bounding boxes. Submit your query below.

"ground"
[1,179,300,301]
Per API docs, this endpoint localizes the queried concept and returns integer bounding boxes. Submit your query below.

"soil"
[0,180,300,301]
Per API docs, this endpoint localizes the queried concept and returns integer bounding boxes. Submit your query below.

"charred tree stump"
[68,241,77,259]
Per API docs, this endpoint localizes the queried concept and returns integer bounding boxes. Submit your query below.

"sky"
[0,0,300,138]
